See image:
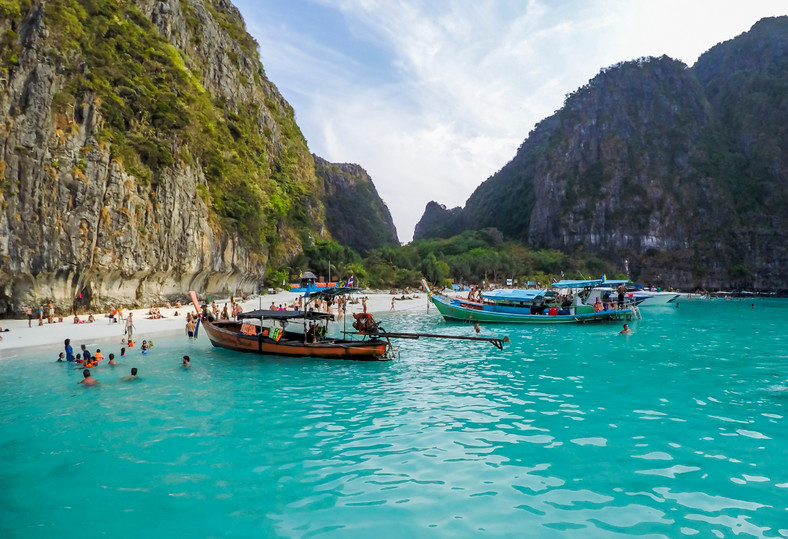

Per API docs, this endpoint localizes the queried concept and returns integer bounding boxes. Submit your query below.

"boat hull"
[202,320,390,360]
[635,292,680,306]
[430,294,634,324]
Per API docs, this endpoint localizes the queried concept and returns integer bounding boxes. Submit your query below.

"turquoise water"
[1,299,787,537]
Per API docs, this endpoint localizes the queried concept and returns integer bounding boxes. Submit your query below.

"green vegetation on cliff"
[314,156,399,255]
[25,0,319,252]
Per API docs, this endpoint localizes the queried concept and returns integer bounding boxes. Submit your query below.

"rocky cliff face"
[0,0,327,314]
[314,156,398,254]
[415,17,788,290]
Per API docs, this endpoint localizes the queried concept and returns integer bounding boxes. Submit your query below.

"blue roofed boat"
[426,279,639,325]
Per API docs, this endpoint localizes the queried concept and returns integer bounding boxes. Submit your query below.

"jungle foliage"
[276,230,618,290]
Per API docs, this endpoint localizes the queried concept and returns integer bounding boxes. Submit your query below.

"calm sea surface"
[1,299,787,538]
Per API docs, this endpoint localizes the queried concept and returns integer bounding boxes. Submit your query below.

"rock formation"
[0,1,391,314]
[314,155,399,255]
[415,17,788,290]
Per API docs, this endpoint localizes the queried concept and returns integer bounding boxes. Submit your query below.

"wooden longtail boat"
[201,308,391,361]
[197,287,508,361]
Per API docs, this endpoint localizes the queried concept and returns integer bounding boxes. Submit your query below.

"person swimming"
[79,369,98,386]
[108,353,116,366]
[182,355,190,367]
[121,367,138,381]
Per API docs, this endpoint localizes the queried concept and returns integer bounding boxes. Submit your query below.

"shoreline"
[0,290,431,354]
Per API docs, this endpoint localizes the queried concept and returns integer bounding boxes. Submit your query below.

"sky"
[232,0,787,243]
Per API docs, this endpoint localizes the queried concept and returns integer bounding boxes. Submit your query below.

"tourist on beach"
[26,305,33,327]
[125,312,135,339]
[87,313,95,323]
[79,369,98,385]
[108,353,116,366]
[38,305,44,326]
[121,368,138,381]
[48,301,54,324]
[182,355,190,367]
[65,338,75,362]
[620,323,632,334]
[391,297,395,311]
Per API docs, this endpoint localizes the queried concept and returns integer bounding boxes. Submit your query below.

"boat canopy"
[482,289,550,302]
[601,279,630,285]
[304,286,361,300]
[553,279,604,288]
[238,309,334,321]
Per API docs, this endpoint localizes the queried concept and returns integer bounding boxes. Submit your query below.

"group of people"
[63,333,192,386]
[208,298,244,321]
[25,302,57,327]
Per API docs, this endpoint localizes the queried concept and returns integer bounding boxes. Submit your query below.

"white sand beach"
[0,290,433,353]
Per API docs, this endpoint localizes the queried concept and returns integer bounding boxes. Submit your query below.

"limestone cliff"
[314,156,399,254]
[415,18,788,290]
[0,0,326,314]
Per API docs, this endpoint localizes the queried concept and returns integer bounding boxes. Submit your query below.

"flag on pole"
[347,275,354,287]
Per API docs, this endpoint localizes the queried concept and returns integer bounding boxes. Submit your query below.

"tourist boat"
[288,271,340,294]
[587,280,680,307]
[199,287,508,361]
[428,279,638,324]
[201,287,391,361]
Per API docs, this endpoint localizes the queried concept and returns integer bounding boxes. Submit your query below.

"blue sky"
[233,0,786,242]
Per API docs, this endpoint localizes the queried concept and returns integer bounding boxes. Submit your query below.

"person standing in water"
[65,338,75,362]
[125,312,135,339]
[620,323,632,334]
